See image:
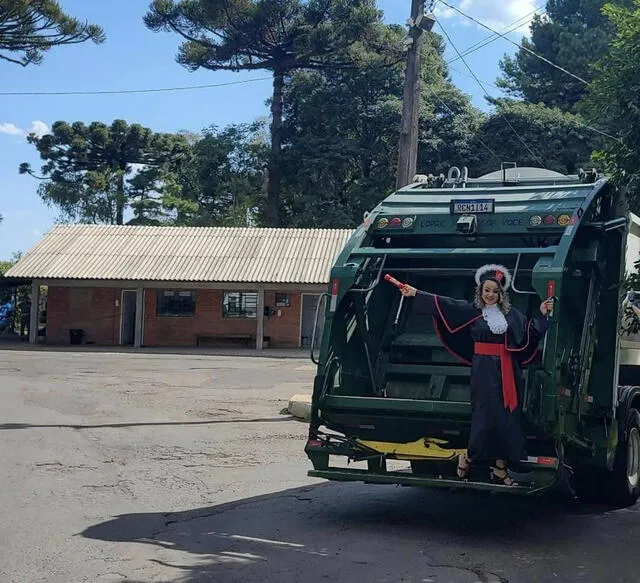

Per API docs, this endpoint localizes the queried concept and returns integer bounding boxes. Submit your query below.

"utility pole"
[396,1,436,189]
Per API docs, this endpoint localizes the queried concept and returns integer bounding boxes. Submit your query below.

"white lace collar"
[482,303,508,335]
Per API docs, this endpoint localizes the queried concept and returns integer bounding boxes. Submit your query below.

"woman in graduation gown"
[398,264,554,486]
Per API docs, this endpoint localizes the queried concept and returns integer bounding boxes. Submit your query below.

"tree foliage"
[582,0,640,209]
[144,0,399,227]
[0,0,105,66]
[20,120,270,227]
[280,31,483,227]
[0,260,12,276]
[20,120,191,225]
[474,100,600,175]
[173,123,269,226]
[499,0,634,112]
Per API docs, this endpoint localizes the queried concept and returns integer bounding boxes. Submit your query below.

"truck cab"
[305,166,640,506]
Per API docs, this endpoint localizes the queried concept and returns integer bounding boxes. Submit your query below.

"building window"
[157,290,196,317]
[275,293,291,307]
[223,292,258,319]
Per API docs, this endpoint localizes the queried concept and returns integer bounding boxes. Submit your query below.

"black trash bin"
[69,328,85,345]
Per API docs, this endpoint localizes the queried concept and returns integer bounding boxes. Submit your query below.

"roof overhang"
[32,279,328,291]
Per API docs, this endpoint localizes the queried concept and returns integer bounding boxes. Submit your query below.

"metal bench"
[196,333,254,348]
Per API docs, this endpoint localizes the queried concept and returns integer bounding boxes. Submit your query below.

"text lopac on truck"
[304,165,640,506]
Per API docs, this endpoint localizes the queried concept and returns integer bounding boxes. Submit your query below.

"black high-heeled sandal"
[457,453,470,480]
[490,463,519,486]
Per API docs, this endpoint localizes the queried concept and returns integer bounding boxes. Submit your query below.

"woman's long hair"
[473,281,511,313]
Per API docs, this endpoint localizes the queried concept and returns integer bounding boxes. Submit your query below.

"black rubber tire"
[605,408,640,507]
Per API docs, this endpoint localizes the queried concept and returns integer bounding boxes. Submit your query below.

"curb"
[288,394,312,421]
[0,344,309,359]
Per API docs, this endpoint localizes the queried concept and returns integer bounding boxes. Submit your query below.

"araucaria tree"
[144,0,397,226]
[0,0,104,66]
[20,120,191,225]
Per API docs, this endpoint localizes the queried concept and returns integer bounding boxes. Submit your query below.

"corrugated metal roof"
[6,225,354,284]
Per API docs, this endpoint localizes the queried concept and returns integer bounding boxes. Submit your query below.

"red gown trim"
[433,295,482,334]
[432,317,472,366]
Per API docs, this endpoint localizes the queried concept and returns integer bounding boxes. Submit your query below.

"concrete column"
[256,288,265,350]
[28,281,40,345]
[134,286,144,348]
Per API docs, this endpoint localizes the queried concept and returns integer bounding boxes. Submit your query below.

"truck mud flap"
[308,467,559,496]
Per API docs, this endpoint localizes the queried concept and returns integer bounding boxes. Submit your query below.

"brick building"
[7,225,352,349]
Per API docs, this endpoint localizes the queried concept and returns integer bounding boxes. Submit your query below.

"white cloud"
[0,120,50,139]
[0,123,23,136]
[435,0,539,35]
[29,120,50,138]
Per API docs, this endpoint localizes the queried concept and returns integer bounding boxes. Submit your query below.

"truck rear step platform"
[308,468,558,495]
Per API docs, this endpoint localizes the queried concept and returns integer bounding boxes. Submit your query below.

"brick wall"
[263,291,301,348]
[143,288,303,348]
[46,286,307,348]
[46,286,120,345]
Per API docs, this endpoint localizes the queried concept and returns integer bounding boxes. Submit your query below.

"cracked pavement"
[2,350,640,583]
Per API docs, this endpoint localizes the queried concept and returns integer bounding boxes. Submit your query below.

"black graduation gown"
[413,291,549,462]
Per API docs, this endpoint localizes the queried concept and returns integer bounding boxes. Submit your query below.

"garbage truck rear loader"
[305,167,640,506]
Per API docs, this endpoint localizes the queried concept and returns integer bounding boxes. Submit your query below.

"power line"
[0,76,272,97]
[446,65,622,143]
[436,0,589,86]
[425,85,502,165]
[446,6,545,66]
[435,15,545,165]
[0,6,544,99]
[438,6,618,144]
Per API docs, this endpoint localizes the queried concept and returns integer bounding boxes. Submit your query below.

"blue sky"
[0,0,539,259]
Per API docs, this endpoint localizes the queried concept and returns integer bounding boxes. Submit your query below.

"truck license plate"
[451,199,494,214]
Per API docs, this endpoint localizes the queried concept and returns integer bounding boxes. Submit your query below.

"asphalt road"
[2,350,640,583]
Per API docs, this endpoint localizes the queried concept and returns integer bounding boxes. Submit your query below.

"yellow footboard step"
[357,437,467,461]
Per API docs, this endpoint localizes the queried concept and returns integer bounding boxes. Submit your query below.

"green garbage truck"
[304,165,640,506]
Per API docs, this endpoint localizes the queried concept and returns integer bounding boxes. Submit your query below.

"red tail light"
[536,456,557,466]
[547,280,555,299]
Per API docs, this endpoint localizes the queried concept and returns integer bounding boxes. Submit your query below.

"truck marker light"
[557,214,571,226]
[526,456,557,466]
[390,217,402,227]
[306,439,323,448]
[377,218,389,229]
[547,281,555,317]
[543,215,556,225]
[547,280,555,298]
[537,457,557,466]
[530,215,542,226]
[402,217,414,228]
[330,278,339,312]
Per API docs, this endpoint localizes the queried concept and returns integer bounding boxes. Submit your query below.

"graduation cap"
[474,264,512,290]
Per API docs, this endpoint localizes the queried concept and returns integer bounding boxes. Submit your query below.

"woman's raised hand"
[540,298,554,315]
[401,285,417,298]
